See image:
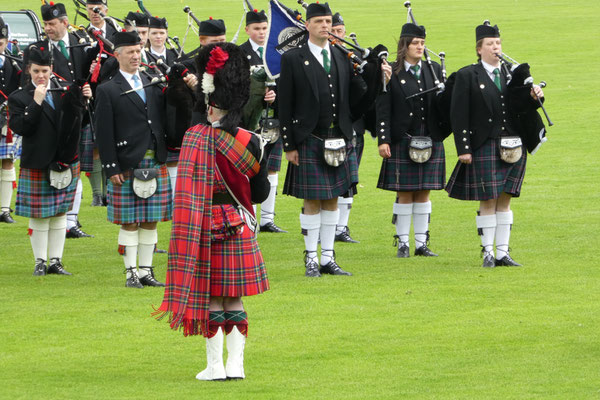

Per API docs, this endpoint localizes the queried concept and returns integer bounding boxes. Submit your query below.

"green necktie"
[410,64,420,80]
[258,46,264,59]
[321,48,330,74]
[493,68,501,90]
[58,40,69,60]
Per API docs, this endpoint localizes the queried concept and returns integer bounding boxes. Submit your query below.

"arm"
[450,68,472,157]
[278,52,296,152]
[7,90,44,137]
[94,84,122,179]
[375,77,393,158]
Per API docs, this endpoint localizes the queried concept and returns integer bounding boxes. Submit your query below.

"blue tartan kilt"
[107,158,172,224]
[166,150,180,163]
[78,124,95,172]
[16,162,80,218]
[377,137,445,192]
[265,137,283,172]
[1,114,22,159]
[283,134,359,200]
[445,138,527,201]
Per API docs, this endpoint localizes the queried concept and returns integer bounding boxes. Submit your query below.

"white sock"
[495,211,513,260]
[118,228,138,278]
[336,197,353,234]
[66,179,83,230]
[320,209,339,265]
[167,166,177,198]
[393,203,413,248]
[0,168,16,212]
[413,201,432,249]
[137,227,157,277]
[476,214,497,257]
[29,218,50,262]
[300,213,320,263]
[48,215,67,260]
[260,174,278,226]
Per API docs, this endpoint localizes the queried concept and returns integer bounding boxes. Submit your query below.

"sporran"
[499,136,523,164]
[323,138,346,167]
[408,136,433,163]
[132,168,159,199]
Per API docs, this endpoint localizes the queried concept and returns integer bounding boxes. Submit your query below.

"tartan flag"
[264,0,306,79]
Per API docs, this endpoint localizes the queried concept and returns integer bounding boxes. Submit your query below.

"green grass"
[1,0,600,398]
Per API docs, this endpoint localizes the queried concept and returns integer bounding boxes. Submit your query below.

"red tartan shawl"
[155,125,260,336]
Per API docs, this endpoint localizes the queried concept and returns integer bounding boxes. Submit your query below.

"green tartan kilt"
[377,137,445,192]
[445,138,527,201]
[265,137,283,172]
[283,135,359,200]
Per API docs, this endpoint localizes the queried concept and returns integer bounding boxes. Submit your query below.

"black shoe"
[320,260,352,276]
[304,251,321,278]
[394,235,409,258]
[482,255,495,268]
[66,226,94,238]
[138,267,165,287]
[33,259,47,276]
[335,226,359,243]
[0,211,15,223]
[91,194,104,207]
[125,268,144,288]
[496,254,522,267]
[154,247,168,254]
[260,221,288,233]
[47,258,73,275]
[415,245,438,257]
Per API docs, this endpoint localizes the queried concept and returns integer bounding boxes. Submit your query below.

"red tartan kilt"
[209,222,269,297]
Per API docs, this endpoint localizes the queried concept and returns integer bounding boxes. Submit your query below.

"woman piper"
[445,23,543,267]
[376,23,449,258]
[155,43,270,381]
[8,42,91,275]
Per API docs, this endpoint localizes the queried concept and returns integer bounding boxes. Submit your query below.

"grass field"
[1,0,599,398]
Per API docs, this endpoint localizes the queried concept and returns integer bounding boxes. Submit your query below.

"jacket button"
[489,119,492,122]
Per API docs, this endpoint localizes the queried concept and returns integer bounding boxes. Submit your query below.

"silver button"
[488,119,492,122]
[333,114,336,117]
[331,94,335,97]
[502,127,505,130]
[381,136,386,139]
[463,138,467,142]
[462,130,467,134]
[112,163,116,167]
[283,135,287,139]
[380,129,384,132]
[333,104,336,108]
[465,145,469,149]
[148,120,151,124]
[381,122,385,126]
[283,127,287,131]
[409,112,413,116]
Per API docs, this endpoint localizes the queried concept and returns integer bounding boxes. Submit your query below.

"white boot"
[196,327,226,381]
[225,326,246,379]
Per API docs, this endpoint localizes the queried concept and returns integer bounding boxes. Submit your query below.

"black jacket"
[95,71,167,177]
[450,62,521,155]
[278,43,366,151]
[239,40,263,66]
[8,84,67,169]
[51,33,95,83]
[376,61,448,145]
[0,56,21,96]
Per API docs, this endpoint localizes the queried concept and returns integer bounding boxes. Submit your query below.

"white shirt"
[249,38,265,58]
[120,70,143,91]
[50,31,70,51]
[91,21,107,37]
[481,60,502,82]
[0,55,5,68]
[307,40,331,70]
[404,60,422,74]
[150,47,167,59]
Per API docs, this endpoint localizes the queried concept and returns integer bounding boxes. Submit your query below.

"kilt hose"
[265,137,283,172]
[209,204,269,297]
[377,137,446,192]
[78,124,95,172]
[107,158,172,224]
[446,138,527,201]
[283,134,359,200]
[16,162,80,218]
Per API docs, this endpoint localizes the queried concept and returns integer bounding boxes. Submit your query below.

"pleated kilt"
[78,124,95,172]
[166,150,180,163]
[265,137,283,172]
[0,133,22,159]
[283,134,359,200]
[446,138,527,201]
[209,205,269,297]
[377,137,445,192]
[15,162,80,218]
[107,158,172,224]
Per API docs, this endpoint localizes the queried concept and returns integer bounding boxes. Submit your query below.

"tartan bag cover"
[154,124,261,336]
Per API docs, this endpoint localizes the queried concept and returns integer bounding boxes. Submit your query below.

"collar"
[51,31,70,46]
[92,21,107,36]
[150,47,167,59]
[481,60,501,75]
[307,40,330,65]
[120,69,141,83]
[249,38,264,53]
[404,60,422,72]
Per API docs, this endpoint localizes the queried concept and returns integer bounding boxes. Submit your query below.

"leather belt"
[212,192,236,205]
